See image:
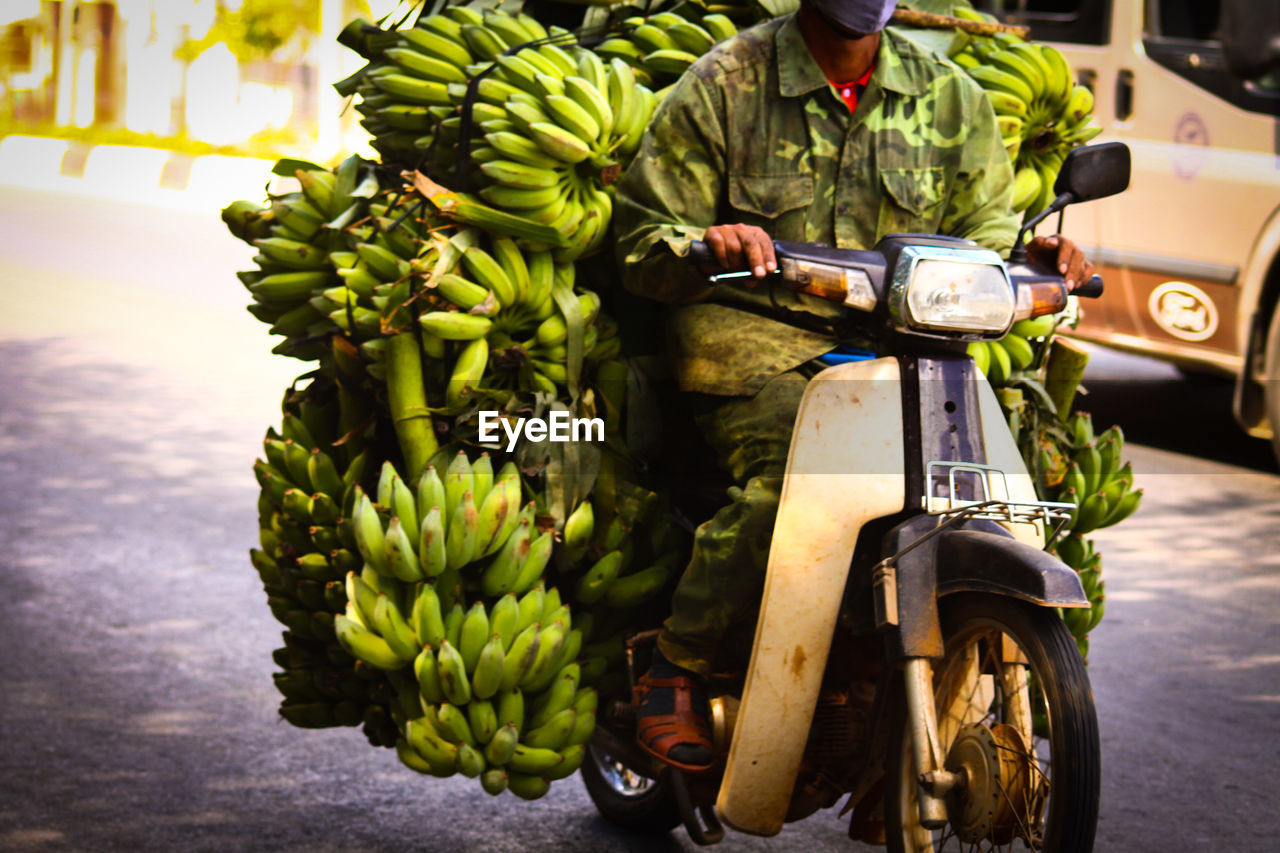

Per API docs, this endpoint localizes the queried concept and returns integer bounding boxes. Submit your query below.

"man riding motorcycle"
[612,0,1095,774]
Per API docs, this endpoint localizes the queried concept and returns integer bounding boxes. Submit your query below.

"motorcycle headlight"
[890,246,1014,336]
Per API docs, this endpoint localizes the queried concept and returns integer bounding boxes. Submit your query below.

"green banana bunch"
[948,14,1102,218]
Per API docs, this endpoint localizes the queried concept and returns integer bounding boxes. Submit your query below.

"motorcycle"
[577,142,1131,851]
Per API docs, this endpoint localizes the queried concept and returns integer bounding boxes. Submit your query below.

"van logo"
[1148,282,1218,342]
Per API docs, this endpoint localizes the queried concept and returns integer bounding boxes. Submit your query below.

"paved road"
[1,187,1277,851]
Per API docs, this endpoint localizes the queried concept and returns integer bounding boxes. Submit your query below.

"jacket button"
[838,203,850,215]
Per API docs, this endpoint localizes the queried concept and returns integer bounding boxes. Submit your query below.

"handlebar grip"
[688,240,715,269]
[1073,274,1104,299]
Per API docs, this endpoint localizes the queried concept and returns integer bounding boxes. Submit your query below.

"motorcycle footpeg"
[669,768,725,846]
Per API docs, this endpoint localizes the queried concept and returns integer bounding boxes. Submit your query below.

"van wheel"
[1264,305,1280,465]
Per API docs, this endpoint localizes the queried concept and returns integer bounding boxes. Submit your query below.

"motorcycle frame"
[714,353,1090,837]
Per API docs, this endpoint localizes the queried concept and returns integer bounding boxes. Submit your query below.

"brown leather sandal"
[633,674,716,774]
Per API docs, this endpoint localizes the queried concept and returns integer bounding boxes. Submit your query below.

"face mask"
[808,0,897,36]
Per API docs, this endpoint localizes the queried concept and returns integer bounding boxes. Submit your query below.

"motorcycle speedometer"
[889,245,1014,337]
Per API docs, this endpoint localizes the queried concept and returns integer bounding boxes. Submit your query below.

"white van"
[975,0,1280,457]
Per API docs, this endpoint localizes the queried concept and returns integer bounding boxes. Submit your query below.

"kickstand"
[669,769,725,846]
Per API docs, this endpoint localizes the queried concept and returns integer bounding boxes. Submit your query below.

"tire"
[580,741,682,834]
[1263,304,1280,467]
[884,594,1099,853]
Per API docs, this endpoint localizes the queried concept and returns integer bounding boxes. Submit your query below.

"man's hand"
[1027,235,1095,292]
[702,224,777,282]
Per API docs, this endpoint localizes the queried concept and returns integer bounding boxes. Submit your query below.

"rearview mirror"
[1220,0,1280,80]
[1053,142,1131,203]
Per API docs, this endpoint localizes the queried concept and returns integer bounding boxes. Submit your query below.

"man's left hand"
[1027,235,1095,292]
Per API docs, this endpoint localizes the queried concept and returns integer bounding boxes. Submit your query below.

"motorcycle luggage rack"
[923,460,1076,547]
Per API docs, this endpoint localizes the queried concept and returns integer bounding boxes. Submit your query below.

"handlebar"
[688,239,1104,299]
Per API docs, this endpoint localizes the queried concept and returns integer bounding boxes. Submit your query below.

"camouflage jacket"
[614,13,1019,396]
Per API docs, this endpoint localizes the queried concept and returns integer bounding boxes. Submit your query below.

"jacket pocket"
[729,173,814,219]
[877,166,947,237]
[727,173,814,240]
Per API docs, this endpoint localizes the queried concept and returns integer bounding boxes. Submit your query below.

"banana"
[370,72,453,106]
[485,722,519,766]
[473,486,510,559]
[436,639,472,706]
[489,594,519,651]
[446,337,489,410]
[417,466,446,520]
[479,159,561,191]
[372,594,420,660]
[575,550,624,604]
[522,708,576,751]
[484,131,563,170]
[456,742,485,778]
[416,505,447,578]
[562,501,594,551]
[667,21,716,55]
[1073,491,1109,534]
[383,516,423,582]
[352,490,389,575]
[472,634,506,699]
[481,518,532,597]
[400,29,472,69]
[461,24,508,61]
[528,664,579,729]
[545,744,585,780]
[483,10,535,51]
[479,181,568,212]
[643,49,700,78]
[335,612,409,670]
[508,744,563,776]
[521,620,566,690]
[383,48,468,84]
[511,530,554,594]
[500,622,540,693]
[968,66,1036,105]
[632,23,678,54]
[249,270,330,302]
[411,582,447,647]
[468,697,499,746]
[254,237,329,270]
[528,122,593,164]
[515,584,544,635]
[446,491,480,571]
[999,332,1036,371]
[419,311,492,340]
[459,601,491,674]
[461,247,518,307]
[434,273,491,311]
[507,772,551,800]
[988,49,1044,101]
[415,644,446,704]
[497,687,525,734]
[602,554,677,607]
[480,768,509,794]
[568,710,595,748]
[405,718,458,775]
[437,701,477,747]
[702,13,737,42]
[595,37,646,63]
[563,76,614,142]
[1037,43,1075,108]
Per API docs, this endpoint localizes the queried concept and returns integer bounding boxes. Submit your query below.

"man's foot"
[633,650,715,774]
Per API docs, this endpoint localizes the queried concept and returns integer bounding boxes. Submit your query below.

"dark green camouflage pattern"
[656,369,810,676]
[614,13,1018,395]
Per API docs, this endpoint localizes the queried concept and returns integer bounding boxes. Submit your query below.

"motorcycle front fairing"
[714,353,1087,837]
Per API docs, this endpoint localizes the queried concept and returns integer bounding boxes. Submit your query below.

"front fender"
[936,529,1088,608]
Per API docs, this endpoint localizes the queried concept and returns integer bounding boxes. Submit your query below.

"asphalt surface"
[1,186,1278,851]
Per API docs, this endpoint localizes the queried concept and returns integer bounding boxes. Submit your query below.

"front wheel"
[885,594,1099,852]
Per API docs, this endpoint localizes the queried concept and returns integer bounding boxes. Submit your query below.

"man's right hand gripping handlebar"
[694,224,777,283]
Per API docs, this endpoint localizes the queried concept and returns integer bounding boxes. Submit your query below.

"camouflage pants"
[657,368,811,677]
